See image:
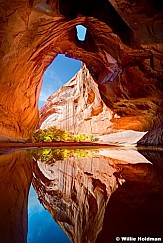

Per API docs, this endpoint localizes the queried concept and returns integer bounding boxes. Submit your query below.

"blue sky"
[39,55,81,108]
[39,25,87,109]
[76,25,87,41]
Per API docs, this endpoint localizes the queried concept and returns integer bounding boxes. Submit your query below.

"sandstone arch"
[0,0,162,143]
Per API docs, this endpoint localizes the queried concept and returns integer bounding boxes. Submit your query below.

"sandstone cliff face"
[0,0,162,144]
[39,64,113,135]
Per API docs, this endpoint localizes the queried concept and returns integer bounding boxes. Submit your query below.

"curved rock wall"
[0,0,162,142]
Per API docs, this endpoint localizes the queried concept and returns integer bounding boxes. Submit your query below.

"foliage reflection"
[32,148,94,163]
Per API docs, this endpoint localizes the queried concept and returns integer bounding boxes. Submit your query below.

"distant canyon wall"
[0,0,162,144]
[39,62,163,145]
[39,64,114,135]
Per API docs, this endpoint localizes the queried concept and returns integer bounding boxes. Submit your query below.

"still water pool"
[0,147,163,243]
[28,185,70,243]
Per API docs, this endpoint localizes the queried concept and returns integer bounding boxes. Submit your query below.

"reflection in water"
[0,150,32,243]
[0,147,163,243]
[97,159,163,242]
[32,148,119,243]
[28,185,70,243]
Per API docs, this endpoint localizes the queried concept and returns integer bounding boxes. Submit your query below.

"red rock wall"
[0,0,162,143]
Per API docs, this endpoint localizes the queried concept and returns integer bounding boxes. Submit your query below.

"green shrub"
[30,126,95,143]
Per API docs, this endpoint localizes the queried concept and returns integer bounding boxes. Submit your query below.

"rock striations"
[39,64,113,135]
[0,0,162,144]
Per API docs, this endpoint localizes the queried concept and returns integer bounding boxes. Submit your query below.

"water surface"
[0,147,162,243]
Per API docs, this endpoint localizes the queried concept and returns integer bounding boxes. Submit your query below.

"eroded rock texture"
[0,150,32,243]
[0,0,162,143]
[39,64,113,135]
[137,124,163,146]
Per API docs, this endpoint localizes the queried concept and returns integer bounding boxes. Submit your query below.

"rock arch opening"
[39,54,81,109]
[39,58,113,138]
[0,1,162,144]
[76,25,87,41]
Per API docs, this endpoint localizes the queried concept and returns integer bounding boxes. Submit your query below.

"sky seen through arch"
[39,26,87,109]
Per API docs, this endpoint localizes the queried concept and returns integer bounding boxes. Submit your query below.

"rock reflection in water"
[32,147,163,243]
[32,148,119,243]
[0,147,162,243]
[97,149,163,242]
[0,150,33,243]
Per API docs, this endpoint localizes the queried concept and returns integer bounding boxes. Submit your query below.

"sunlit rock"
[97,130,147,146]
[39,64,113,135]
[0,0,162,144]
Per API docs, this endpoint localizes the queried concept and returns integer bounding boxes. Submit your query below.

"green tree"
[30,126,95,143]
